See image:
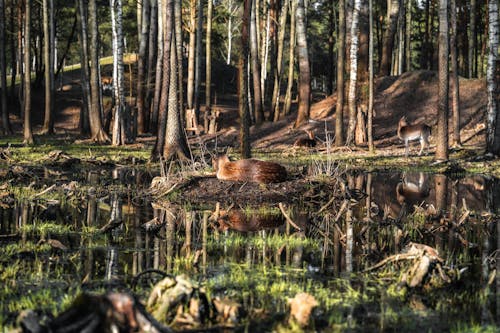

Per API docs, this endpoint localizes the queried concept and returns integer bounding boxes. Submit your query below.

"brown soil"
[10,70,487,155]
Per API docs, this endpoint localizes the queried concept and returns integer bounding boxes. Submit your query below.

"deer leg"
[405,140,409,157]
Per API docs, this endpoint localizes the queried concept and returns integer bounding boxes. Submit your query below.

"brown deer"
[212,155,287,183]
[293,129,317,148]
[397,116,431,157]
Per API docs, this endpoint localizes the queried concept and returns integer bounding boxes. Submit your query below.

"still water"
[0,167,499,331]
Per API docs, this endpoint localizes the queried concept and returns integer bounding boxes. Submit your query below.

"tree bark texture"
[284,0,297,117]
[272,0,289,121]
[486,0,499,155]
[450,0,461,146]
[250,0,264,125]
[239,0,252,158]
[345,0,361,146]
[24,0,33,144]
[294,0,311,128]
[0,0,11,134]
[335,0,346,146]
[380,0,400,76]
[136,0,150,134]
[436,0,449,161]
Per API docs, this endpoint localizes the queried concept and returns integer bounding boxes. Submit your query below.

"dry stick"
[363,253,420,272]
[33,184,57,198]
[278,202,302,231]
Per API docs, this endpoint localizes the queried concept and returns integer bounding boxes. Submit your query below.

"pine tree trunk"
[368,0,374,152]
[164,6,190,161]
[345,0,361,146]
[468,0,476,78]
[239,0,252,158]
[136,0,150,135]
[380,0,400,76]
[250,0,264,125]
[152,0,172,160]
[284,0,296,117]
[186,0,195,110]
[0,0,12,134]
[436,0,449,161]
[150,0,163,135]
[146,0,158,133]
[271,0,289,122]
[174,0,183,117]
[405,0,412,72]
[294,0,311,128]
[335,0,346,146]
[23,0,33,144]
[77,0,91,135]
[194,0,202,118]
[450,0,461,146]
[111,0,128,146]
[205,0,213,132]
[89,0,109,143]
[486,0,499,155]
[42,0,54,135]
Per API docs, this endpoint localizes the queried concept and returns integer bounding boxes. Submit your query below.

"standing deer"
[397,116,431,157]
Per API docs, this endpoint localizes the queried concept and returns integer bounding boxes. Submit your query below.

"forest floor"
[4,68,498,179]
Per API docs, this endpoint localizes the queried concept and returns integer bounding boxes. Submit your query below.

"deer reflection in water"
[396,172,431,206]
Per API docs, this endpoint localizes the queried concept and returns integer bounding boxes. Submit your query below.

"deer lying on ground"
[397,116,431,157]
[212,155,287,183]
[293,129,317,148]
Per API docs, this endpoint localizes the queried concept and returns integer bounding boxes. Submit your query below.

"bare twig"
[278,203,302,231]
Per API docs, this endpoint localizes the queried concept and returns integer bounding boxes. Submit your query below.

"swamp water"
[0,166,499,332]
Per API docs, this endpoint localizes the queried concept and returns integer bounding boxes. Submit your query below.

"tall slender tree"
[205,0,213,131]
[186,0,196,110]
[450,0,461,146]
[0,0,11,134]
[23,0,33,144]
[283,0,297,116]
[110,0,128,145]
[89,0,110,142]
[77,0,91,135]
[271,0,289,121]
[380,0,400,75]
[368,0,375,152]
[336,0,346,146]
[250,0,264,125]
[136,0,150,134]
[436,0,449,161]
[486,0,499,155]
[345,0,361,146]
[41,0,54,135]
[468,0,476,77]
[239,0,252,158]
[294,0,311,127]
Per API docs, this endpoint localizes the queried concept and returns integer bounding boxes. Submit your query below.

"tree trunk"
[335,0,346,146]
[23,0,33,144]
[468,0,476,78]
[294,0,311,128]
[0,0,12,134]
[283,0,297,117]
[146,0,158,133]
[164,4,190,161]
[136,0,150,135]
[435,0,449,161]
[150,0,163,135]
[368,0,374,152]
[194,0,202,119]
[380,0,400,76]
[345,0,361,146]
[486,0,499,155]
[205,0,213,132]
[77,0,91,135]
[272,0,289,121]
[266,0,277,120]
[250,0,264,125]
[327,1,335,96]
[174,0,183,117]
[186,0,195,110]
[41,0,54,135]
[152,0,172,160]
[405,0,412,72]
[111,0,128,146]
[89,0,110,143]
[450,0,460,146]
[239,0,252,158]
